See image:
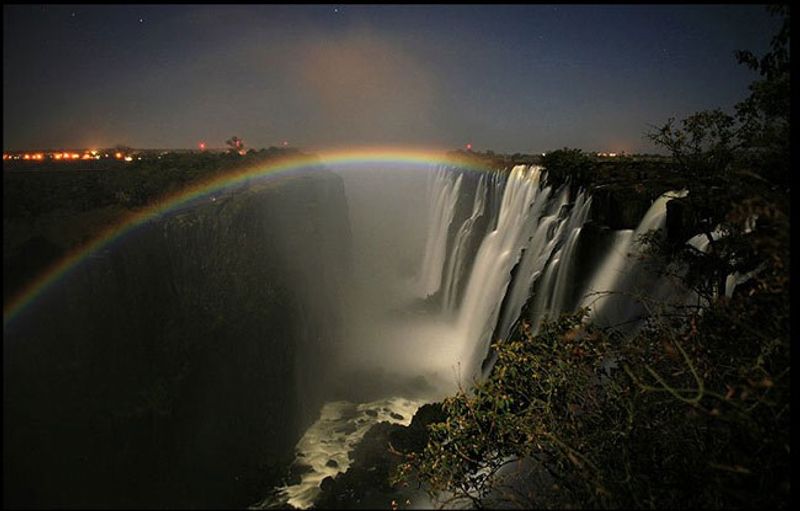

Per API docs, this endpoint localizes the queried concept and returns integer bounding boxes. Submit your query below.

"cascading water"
[453,165,551,376]
[266,164,593,509]
[580,190,687,328]
[441,175,487,313]
[417,166,594,379]
[417,167,463,297]
[262,164,691,509]
[510,190,592,337]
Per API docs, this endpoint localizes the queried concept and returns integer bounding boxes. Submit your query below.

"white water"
[514,190,592,336]
[417,167,463,297]
[580,229,634,325]
[454,165,551,376]
[580,190,687,327]
[258,398,422,509]
[442,175,487,313]
[259,166,694,509]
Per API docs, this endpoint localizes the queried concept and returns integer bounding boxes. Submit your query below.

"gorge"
[2,154,732,509]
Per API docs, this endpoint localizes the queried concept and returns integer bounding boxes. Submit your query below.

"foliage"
[394,6,789,509]
[642,5,790,300]
[226,135,246,155]
[394,312,621,508]
[395,290,789,508]
[540,147,593,188]
[3,147,302,218]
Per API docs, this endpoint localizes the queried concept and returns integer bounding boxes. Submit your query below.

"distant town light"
[466,143,472,151]
[282,140,289,146]
[124,156,133,162]
[23,154,31,160]
[115,152,123,159]
[199,142,206,150]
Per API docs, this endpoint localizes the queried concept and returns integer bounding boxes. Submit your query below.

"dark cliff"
[3,168,352,508]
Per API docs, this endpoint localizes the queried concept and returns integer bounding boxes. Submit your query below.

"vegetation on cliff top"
[3,147,305,301]
[392,5,789,509]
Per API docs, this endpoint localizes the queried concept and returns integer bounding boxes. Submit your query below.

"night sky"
[3,4,781,153]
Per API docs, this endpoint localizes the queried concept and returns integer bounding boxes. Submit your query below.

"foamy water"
[267,397,423,509]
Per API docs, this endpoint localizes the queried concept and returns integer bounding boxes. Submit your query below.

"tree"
[225,136,245,155]
[540,148,593,188]
[642,5,789,300]
[394,7,790,509]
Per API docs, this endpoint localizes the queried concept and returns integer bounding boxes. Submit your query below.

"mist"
[325,164,465,403]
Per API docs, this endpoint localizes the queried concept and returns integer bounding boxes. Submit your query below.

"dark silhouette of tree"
[396,7,790,509]
[225,136,245,155]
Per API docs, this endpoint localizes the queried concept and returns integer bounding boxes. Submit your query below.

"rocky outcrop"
[314,403,445,509]
[588,185,655,230]
[3,168,352,508]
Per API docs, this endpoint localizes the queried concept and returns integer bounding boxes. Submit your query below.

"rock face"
[3,168,352,508]
[588,185,656,230]
[314,403,445,509]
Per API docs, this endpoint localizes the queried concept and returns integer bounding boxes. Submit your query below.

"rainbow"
[3,147,496,329]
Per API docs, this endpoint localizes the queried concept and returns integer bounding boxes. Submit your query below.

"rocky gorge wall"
[3,168,352,508]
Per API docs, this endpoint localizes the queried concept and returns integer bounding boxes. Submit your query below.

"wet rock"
[389,412,404,421]
[320,476,336,492]
[326,459,339,469]
[365,409,378,417]
[314,403,446,509]
[589,186,653,230]
[337,406,359,421]
[286,462,314,486]
[334,422,357,435]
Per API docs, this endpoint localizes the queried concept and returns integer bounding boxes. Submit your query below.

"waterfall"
[453,165,547,375]
[413,165,597,378]
[417,167,464,297]
[262,167,700,510]
[442,175,487,313]
[516,191,592,335]
[580,190,688,328]
[485,170,506,231]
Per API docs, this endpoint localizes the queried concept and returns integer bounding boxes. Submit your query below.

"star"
[333,7,339,14]
[138,17,144,23]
